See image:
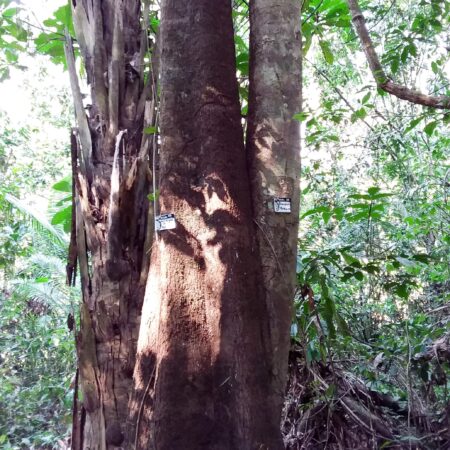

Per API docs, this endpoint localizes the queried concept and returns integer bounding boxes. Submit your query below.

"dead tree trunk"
[131,1,284,449]
[246,0,302,423]
[66,1,155,448]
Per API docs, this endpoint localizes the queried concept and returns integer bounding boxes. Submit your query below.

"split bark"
[66,1,156,447]
[246,0,302,421]
[347,0,450,109]
[131,0,284,448]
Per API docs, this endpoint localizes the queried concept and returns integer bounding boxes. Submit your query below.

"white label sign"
[155,214,177,231]
[274,197,292,214]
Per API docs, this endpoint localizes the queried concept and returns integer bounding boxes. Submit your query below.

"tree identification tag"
[274,197,292,213]
[155,214,177,231]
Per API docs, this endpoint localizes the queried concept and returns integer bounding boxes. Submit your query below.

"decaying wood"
[64,31,92,180]
[347,0,450,109]
[66,1,156,447]
[66,131,78,287]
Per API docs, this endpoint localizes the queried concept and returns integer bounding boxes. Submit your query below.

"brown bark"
[66,1,155,448]
[246,0,302,421]
[131,1,283,449]
[347,0,450,109]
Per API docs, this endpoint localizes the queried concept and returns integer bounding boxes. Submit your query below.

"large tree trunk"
[246,0,302,423]
[66,1,155,448]
[130,1,284,449]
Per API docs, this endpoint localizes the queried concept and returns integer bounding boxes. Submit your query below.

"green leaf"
[293,112,309,122]
[351,107,367,123]
[35,277,50,283]
[405,116,423,133]
[236,51,249,76]
[431,61,439,74]
[424,121,437,136]
[412,254,431,264]
[349,203,370,210]
[54,4,72,29]
[394,284,409,299]
[367,186,381,196]
[390,56,400,74]
[319,40,334,64]
[51,205,72,226]
[2,7,18,17]
[333,207,344,220]
[52,178,71,192]
[321,295,336,339]
[363,263,380,274]
[301,206,330,219]
[147,191,159,201]
[340,251,359,266]
[322,210,333,224]
[144,126,157,135]
[361,92,371,105]
[354,271,364,281]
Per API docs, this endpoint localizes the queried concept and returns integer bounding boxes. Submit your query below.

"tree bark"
[66,1,155,448]
[246,0,302,422]
[131,1,284,449]
[347,0,450,109]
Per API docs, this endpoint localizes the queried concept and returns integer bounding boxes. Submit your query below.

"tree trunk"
[131,1,284,449]
[66,1,155,448]
[246,0,302,421]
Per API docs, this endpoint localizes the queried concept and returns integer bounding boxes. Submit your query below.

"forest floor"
[282,342,450,450]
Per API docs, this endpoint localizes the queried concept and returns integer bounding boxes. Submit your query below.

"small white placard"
[155,214,176,231]
[274,197,292,214]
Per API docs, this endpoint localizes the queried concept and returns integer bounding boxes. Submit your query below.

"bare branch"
[347,0,450,109]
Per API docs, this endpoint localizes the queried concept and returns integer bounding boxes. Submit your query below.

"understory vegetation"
[0,0,449,448]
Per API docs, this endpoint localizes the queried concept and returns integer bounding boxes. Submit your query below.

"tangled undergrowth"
[282,337,450,450]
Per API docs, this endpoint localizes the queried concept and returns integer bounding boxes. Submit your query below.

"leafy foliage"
[292,0,449,444]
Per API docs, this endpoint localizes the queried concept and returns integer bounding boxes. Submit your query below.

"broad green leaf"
[394,284,409,299]
[51,205,72,226]
[2,6,18,17]
[52,178,71,192]
[424,121,437,136]
[367,186,381,196]
[319,40,334,64]
[354,271,364,281]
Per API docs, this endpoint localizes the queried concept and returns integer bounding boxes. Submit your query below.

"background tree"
[247,0,302,418]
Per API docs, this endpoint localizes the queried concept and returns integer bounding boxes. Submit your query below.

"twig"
[134,365,156,449]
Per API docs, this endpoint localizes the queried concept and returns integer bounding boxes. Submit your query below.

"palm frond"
[3,193,69,250]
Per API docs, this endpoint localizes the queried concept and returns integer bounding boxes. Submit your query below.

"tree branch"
[347,0,450,109]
